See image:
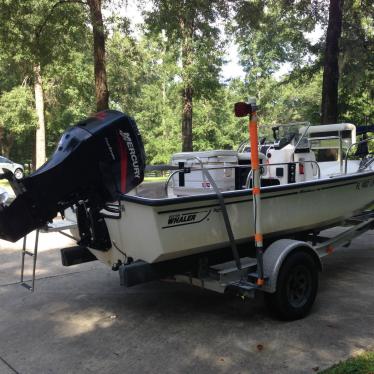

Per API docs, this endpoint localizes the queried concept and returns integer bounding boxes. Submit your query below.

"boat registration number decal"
[162,210,211,228]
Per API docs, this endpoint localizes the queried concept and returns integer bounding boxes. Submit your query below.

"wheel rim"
[286,264,312,308]
[14,169,23,179]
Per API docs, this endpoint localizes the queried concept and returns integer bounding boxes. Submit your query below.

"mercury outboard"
[0,110,145,245]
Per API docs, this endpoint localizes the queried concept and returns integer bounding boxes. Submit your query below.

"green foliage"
[106,29,181,163]
[133,37,181,163]
[143,0,227,97]
[339,0,374,125]
[0,0,93,159]
[107,32,144,111]
[0,86,37,134]
[0,0,372,167]
[232,0,325,80]
[233,0,373,126]
[43,46,95,153]
[194,80,248,150]
[0,85,36,160]
[260,74,323,126]
[143,0,228,151]
[321,351,374,373]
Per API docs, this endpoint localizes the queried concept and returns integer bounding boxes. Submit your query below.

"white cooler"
[170,150,238,195]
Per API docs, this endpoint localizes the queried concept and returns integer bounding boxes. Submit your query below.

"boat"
[93,122,374,266]
[0,109,373,263]
[1,106,374,319]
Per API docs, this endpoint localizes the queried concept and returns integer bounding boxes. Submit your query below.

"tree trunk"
[87,0,109,112]
[180,18,193,152]
[182,86,193,151]
[0,127,12,157]
[0,126,4,155]
[1,133,15,157]
[33,63,46,169]
[321,0,344,124]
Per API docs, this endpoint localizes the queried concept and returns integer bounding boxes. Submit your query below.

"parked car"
[0,156,24,179]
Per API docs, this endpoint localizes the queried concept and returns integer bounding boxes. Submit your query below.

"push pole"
[234,99,264,286]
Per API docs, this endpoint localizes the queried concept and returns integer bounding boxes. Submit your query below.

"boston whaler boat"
[1,102,374,320]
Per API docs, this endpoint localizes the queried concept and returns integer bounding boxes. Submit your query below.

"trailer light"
[234,102,252,117]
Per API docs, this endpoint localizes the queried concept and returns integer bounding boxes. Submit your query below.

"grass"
[144,176,167,182]
[0,180,13,196]
[321,351,374,374]
[0,180,9,187]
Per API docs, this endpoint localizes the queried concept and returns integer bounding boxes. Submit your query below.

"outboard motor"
[0,110,145,244]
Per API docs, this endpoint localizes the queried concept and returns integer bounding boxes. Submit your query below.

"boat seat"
[247,178,280,188]
[274,134,296,150]
[261,178,281,187]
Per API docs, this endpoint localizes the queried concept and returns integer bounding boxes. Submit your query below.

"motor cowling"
[0,110,145,242]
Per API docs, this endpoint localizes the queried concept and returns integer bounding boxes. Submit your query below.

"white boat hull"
[90,171,374,266]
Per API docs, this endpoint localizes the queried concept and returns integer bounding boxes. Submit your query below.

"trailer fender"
[262,239,322,293]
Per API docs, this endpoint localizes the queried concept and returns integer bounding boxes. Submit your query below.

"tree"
[338,0,373,125]
[43,31,95,154]
[87,0,109,111]
[232,0,322,83]
[40,0,110,111]
[107,30,181,164]
[144,0,227,151]
[0,0,90,168]
[106,28,146,112]
[321,0,344,124]
[0,0,58,167]
[231,0,327,128]
[0,86,37,157]
[0,0,47,167]
[232,0,372,126]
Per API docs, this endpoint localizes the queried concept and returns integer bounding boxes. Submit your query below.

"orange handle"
[249,111,259,170]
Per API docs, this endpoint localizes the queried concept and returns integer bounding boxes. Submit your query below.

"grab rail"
[344,137,374,174]
[164,159,321,195]
[165,164,253,195]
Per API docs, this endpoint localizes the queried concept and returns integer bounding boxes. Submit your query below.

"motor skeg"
[0,110,145,242]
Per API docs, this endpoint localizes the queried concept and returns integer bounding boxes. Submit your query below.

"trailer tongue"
[0,110,146,242]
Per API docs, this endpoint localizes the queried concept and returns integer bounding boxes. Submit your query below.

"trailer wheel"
[265,250,318,320]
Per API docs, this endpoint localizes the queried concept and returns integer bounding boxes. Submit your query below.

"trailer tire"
[264,250,318,321]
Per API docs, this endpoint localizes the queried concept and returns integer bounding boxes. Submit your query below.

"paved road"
[1,229,374,374]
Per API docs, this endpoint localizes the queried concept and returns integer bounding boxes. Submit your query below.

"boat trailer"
[116,102,374,320]
[115,209,374,320]
[17,206,374,321]
[6,202,374,323]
